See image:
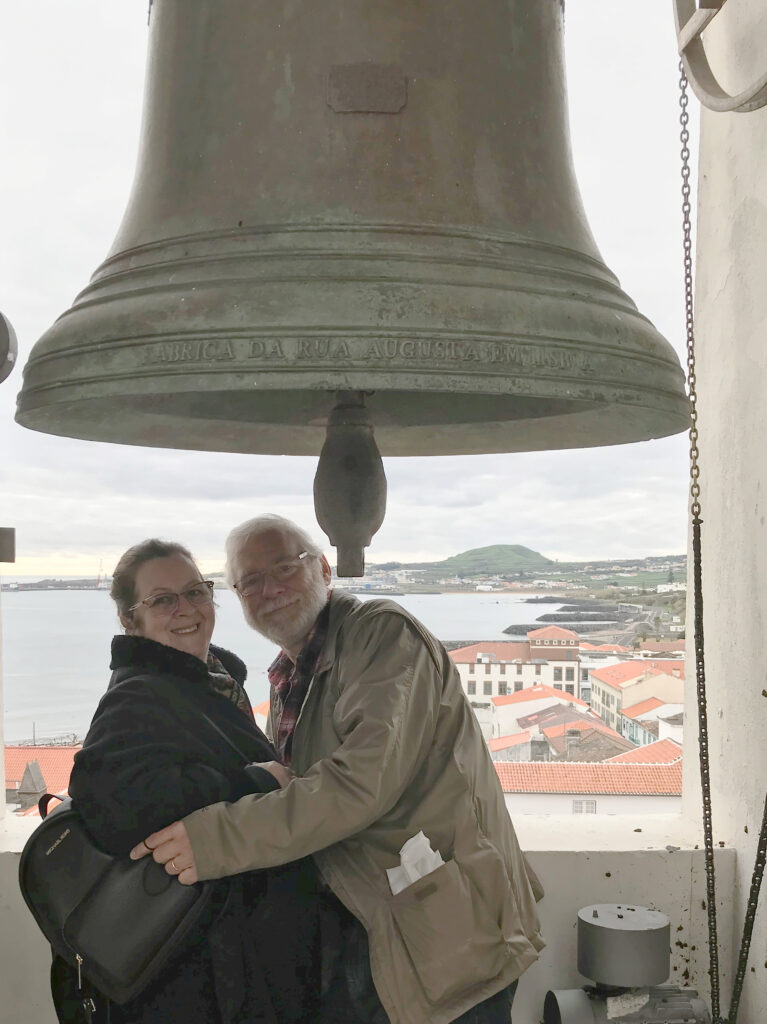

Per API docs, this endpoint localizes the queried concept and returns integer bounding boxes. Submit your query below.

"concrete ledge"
[0,823,733,1024]
[0,812,38,853]
[514,811,703,852]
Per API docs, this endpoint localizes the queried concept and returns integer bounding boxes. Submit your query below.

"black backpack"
[19,794,213,1006]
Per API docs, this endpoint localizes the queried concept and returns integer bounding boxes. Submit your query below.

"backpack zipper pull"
[75,953,83,989]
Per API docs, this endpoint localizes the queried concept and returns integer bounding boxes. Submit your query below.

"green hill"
[433,544,552,575]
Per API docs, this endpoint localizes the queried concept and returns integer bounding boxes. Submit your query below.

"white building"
[495,760,682,816]
[450,626,583,703]
[490,685,591,739]
[589,660,685,732]
[620,698,684,746]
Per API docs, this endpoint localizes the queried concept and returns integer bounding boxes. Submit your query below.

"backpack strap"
[39,793,65,819]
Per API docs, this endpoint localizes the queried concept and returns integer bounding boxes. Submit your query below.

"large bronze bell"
[16,0,689,573]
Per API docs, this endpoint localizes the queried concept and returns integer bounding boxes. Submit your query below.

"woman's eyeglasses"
[232,552,311,598]
[129,580,215,615]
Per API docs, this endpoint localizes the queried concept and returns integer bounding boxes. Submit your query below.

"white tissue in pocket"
[386,831,445,895]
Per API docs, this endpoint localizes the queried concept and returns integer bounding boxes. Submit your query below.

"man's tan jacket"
[185,590,544,1024]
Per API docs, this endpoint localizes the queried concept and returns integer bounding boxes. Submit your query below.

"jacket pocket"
[388,858,508,1004]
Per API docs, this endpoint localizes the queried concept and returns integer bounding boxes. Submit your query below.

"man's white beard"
[244,566,328,652]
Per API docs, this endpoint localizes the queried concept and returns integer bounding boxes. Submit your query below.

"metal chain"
[728,795,767,1019]
[679,63,767,1024]
[679,62,722,1024]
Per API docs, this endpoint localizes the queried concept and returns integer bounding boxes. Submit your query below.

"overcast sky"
[0,3,695,576]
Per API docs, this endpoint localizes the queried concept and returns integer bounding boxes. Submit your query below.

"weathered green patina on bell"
[16,0,689,570]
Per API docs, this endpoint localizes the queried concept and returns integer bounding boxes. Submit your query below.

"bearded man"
[133,514,544,1024]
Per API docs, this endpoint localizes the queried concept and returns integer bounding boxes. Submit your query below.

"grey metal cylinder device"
[543,904,711,1024]
[578,904,670,988]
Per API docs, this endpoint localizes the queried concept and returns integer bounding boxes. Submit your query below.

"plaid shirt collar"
[267,599,331,764]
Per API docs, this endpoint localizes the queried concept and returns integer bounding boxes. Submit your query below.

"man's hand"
[130,820,198,885]
[258,759,295,788]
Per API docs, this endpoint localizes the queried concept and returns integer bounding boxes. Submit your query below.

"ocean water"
[0,589,559,743]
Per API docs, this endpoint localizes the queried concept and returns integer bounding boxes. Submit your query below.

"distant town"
[330,545,687,646]
[6,544,688,817]
[2,544,687,654]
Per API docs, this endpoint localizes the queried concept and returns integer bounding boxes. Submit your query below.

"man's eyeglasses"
[232,551,311,598]
[129,580,215,615]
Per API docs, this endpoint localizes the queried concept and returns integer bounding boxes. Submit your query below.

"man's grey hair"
[224,514,324,586]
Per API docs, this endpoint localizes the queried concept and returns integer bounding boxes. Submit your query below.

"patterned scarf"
[207,651,254,721]
[268,601,331,764]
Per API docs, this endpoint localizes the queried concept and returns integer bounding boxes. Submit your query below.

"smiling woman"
[49,537,322,1023]
[115,542,216,662]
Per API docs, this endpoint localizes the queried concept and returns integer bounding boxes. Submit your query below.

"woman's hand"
[130,820,198,885]
[258,760,295,788]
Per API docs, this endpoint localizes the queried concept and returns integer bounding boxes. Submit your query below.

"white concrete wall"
[684,2,767,1020]
[1,818,58,1024]
[504,792,681,816]
[658,717,684,744]
[0,814,733,1024]
[514,821,735,1024]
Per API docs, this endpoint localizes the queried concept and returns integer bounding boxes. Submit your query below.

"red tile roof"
[542,718,624,742]
[589,661,646,688]
[605,739,683,765]
[621,696,665,720]
[489,732,530,751]
[639,641,686,654]
[642,659,685,678]
[527,626,579,640]
[580,643,630,653]
[5,745,80,795]
[517,705,598,730]
[449,641,530,663]
[494,760,682,795]
[491,684,588,708]
[590,660,685,690]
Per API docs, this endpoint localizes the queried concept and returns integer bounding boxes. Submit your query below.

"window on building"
[467,681,476,695]
[498,684,507,696]
[553,668,562,681]
[516,664,523,675]
[514,681,523,692]
[485,663,491,675]
[553,683,562,690]
[565,684,575,695]
[468,663,475,675]
[499,664,506,675]
[544,639,550,645]
[581,668,588,681]
[483,681,492,696]
[565,668,574,682]
[572,799,597,814]
[535,665,541,676]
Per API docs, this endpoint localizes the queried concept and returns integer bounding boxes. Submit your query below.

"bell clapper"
[313,391,387,578]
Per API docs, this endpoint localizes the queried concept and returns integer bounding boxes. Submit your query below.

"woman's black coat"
[52,635,320,1024]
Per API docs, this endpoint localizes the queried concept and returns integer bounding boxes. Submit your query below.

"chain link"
[679,63,767,1024]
